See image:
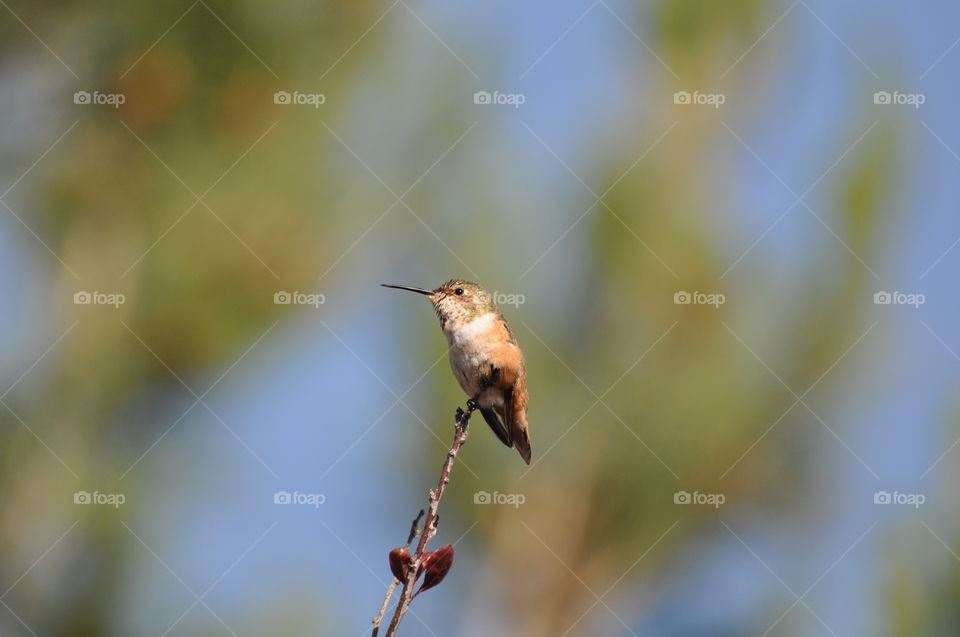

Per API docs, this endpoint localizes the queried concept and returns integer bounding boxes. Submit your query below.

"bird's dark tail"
[480,407,511,447]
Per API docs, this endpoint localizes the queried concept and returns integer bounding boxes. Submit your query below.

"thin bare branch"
[373,403,474,637]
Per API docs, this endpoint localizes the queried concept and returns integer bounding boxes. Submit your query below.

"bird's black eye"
[454,288,464,295]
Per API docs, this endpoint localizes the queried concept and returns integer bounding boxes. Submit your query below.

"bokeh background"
[2,1,959,635]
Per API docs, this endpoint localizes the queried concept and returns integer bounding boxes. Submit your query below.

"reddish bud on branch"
[413,544,454,598]
[388,547,412,582]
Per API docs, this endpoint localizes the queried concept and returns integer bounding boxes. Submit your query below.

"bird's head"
[381,279,497,327]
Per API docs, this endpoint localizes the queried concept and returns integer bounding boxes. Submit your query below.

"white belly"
[444,313,498,398]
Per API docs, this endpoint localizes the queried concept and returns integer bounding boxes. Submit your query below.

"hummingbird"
[382,280,531,464]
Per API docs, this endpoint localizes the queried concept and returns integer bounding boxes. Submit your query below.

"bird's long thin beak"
[381,283,434,296]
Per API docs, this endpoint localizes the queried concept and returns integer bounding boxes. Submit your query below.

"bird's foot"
[466,397,480,412]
